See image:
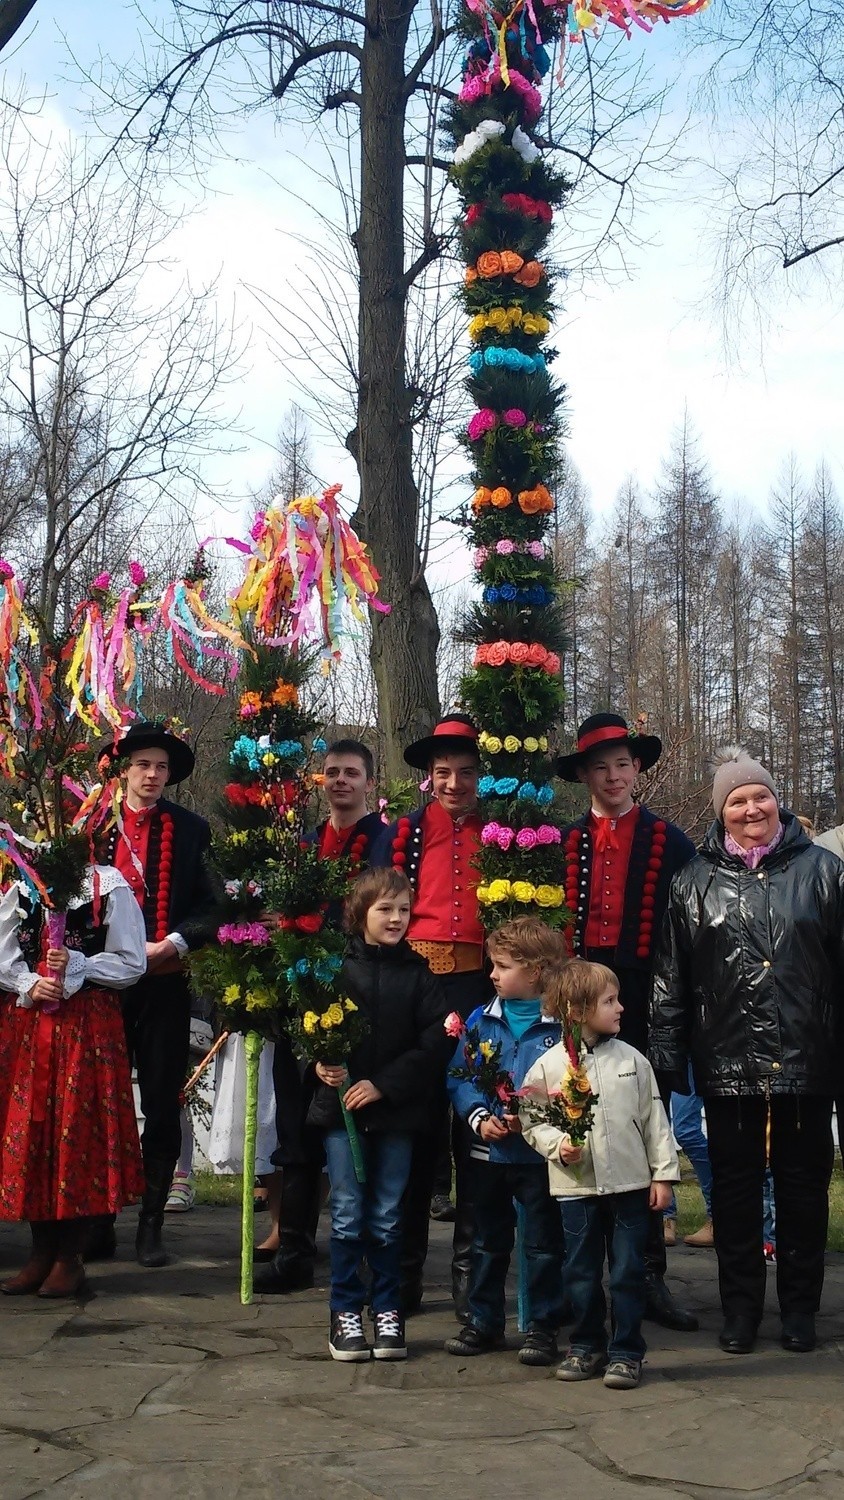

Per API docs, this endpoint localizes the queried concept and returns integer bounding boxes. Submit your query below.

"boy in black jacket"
[309,868,450,1362]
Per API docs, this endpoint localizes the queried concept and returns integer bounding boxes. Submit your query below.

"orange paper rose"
[473,486,493,511]
[509,641,530,665]
[545,652,561,674]
[515,260,543,287]
[527,642,549,668]
[499,250,524,276]
[518,487,542,514]
[476,251,503,278]
[490,486,512,508]
[465,267,478,284]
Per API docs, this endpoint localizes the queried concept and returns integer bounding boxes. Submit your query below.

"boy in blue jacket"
[444,917,568,1365]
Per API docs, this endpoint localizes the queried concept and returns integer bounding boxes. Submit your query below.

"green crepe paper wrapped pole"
[240,1030,264,1305]
[338,1076,367,1184]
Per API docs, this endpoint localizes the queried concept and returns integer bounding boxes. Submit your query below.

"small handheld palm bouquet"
[445,1012,516,1114]
[290,998,369,1182]
[519,1027,599,1147]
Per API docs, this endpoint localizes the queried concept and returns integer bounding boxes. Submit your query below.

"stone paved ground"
[2,1208,844,1499]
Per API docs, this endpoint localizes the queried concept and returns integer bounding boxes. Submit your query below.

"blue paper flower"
[517,781,538,801]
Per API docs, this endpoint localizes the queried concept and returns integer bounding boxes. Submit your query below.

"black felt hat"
[556,713,662,782]
[403,714,480,772]
[102,722,195,786]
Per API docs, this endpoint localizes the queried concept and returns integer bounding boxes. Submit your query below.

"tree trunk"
[348,0,440,780]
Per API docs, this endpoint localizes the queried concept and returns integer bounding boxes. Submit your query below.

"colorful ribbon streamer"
[230,485,389,659]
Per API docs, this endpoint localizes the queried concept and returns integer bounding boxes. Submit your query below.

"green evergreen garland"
[444,2,573,929]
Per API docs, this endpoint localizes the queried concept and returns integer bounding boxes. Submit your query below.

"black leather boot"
[84,1214,117,1263]
[253,1164,319,1294]
[644,1272,699,1332]
[136,1160,175,1268]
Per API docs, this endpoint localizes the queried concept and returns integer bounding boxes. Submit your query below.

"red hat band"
[577,724,634,754]
[434,720,478,742]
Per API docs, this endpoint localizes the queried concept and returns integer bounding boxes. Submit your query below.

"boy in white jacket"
[520,960,679,1389]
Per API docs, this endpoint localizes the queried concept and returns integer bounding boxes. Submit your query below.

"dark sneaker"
[444,1324,503,1356]
[518,1327,559,1367]
[555,1350,607,1381]
[429,1194,456,1222]
[603,1358,642,1389]
[372,1308,407,1360]
[329,1311,370,1362]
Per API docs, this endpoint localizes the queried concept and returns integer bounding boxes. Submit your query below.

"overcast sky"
[4,0,842,563]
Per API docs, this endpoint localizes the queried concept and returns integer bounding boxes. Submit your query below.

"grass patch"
[197,1160,844,1250]
[195,1170,243,1208]
[674,1157,844,1251]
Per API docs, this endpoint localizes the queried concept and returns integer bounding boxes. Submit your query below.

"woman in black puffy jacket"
[650,749,844,1357]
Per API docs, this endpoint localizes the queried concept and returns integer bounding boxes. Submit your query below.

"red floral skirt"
[0,987,145,1221]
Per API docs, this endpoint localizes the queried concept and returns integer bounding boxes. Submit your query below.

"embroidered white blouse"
[0,866,147,1008]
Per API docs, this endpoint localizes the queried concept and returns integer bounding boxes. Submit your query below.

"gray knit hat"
[711,746,779,821]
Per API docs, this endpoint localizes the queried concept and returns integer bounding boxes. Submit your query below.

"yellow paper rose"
[534,884,564,908]
[303,1011,319,1034]
[539,736,549,752]
[244,988,273,1011]
[222,984,241,1005]
[326,1003,345,1026]
[476,885,492,905]
[344,998,357,1012]
[487,879,512,903]
[523,737,539,753]
[511,881,536,903]
[484,735,503,755]
[503,736,520,754]
[319,1010,336,1030]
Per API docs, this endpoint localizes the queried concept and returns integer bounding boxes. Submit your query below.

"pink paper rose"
[496,539,515,555]
[128,561,147,586]
[444,1012,466,1039]
[467,408,498,442]
[503,408,527,428]
[516,827,538,849]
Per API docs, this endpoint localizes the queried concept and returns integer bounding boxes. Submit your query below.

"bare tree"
[85,1,692,775]
[0,1,37,57]
[0,115,238,630]
[695,2,844,333]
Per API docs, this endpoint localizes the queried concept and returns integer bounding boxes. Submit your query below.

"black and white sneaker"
[329,1311,370,1362]
[372,1308,407,1360]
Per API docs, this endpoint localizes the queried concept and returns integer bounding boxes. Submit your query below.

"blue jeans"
[467,1159,565,1336]
[763,1168,776,1245]
[665,1063,713,1220]
[560,1190,650,1363]
[324,1129,413,1314]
